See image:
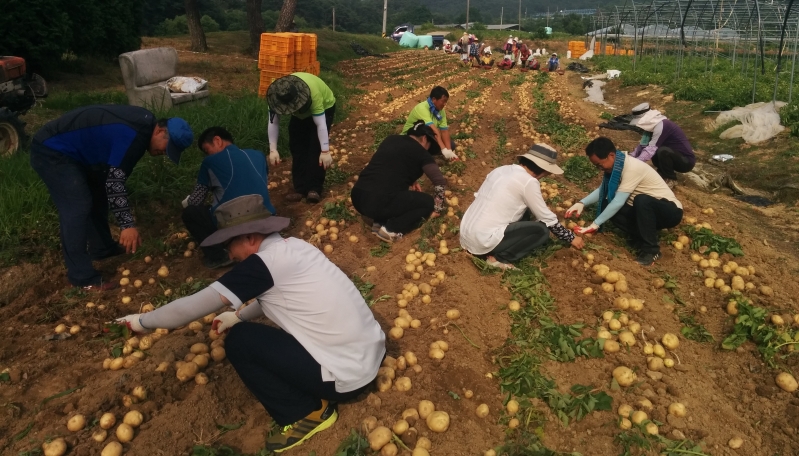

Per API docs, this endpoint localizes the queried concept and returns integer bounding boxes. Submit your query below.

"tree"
[275,0,297,32]
[246,0,264,56]
[185,0,208,51]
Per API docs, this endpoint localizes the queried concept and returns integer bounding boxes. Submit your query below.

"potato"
[636,398,653,411]
[506,399,519,415]
[123,410,144,427]
[191,343,209,355]
[92,428,108,442]
[446,309,461,320]
[597,329,612,340]
[604,271,620,284]
[628,321,641,334]
[394,317,410,329]
[601,283,615,293]
[475,403,489,418]
[661,333,679,350]
[402,408,420,425]
[648,357,664,371]
[628,299,644,311]
[618,331,636,347]
[435,340,449,352]
[508,417,520,429]
[776,372,798,392]
[177,361,199,382]
[418,400,435,419]
[582,287,593,295]
[193,354,209,369]
[211,347,226,362]
[362,416,378,433]
[67,414,86,431]
[668,402,687,417]
[389,327,404,340]
[603,340,620,353]
[132,386,147,401]
[614,297,629,310]
[416,437,432,450]
[726,300,739,316]
[631,410,647,424]
[368,426,392,451]
[614,281,628,293]
[653,344,666,358]
[612,366,637,387]
[617,404,633,417]
[395,377,412,392]
[619,418,632,429]
[664,358,675,368]
[393,419,409,435]
[412,448,430,456]
[376,375,393,392]
[42,438,67,456]
[188,321,203,332]
[116,423,135,442]
[463,389,474,399]
[99,412,116,430]
[426,410,450,432]
[645,422,659,435]
[405,351,418,367]
[380,443,398,456]
[728,437,744,449]
[101,441,123,456]
[195,373,209,384]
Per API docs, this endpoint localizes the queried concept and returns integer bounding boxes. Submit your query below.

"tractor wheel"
[0,113,25,158]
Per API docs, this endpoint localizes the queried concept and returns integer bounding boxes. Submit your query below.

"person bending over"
[567,137,683,266]
[352,121,447,243]
[460,144,585,270]
[117,194,385,453]
[629,102,696,188]
[182,126,277,269]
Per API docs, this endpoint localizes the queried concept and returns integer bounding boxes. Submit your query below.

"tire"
[0,111,25,158]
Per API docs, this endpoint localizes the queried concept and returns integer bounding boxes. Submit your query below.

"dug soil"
[2,46,798,456]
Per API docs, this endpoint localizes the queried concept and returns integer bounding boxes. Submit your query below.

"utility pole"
[382,0,387,37]
[501,6,503,25]
[518,0,521,31]
[466,0,470,31]
[332,7,336,31]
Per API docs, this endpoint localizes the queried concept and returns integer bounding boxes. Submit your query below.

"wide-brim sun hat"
[267,75,311,116]
[518,143,564,175]
[629,102,651,126]
[201,194,291,247]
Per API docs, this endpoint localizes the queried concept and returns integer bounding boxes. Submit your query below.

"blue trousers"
[30,144,118,286]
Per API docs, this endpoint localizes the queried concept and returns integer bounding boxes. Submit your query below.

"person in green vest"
[401,86,458,161]
[267,73,336,204]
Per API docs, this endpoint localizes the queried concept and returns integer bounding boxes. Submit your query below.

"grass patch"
[369,242,391,258]
[682,226,743,256]
[721,295,799,368]
[562,156,599,186]
[321,199,357,222]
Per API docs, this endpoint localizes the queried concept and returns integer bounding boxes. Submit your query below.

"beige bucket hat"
[517,143,564,175]
[200,195,291,247]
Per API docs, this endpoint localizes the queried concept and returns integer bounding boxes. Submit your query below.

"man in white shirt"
[567,137,683,266]
[460,144,584,270]
[116,194,385,453]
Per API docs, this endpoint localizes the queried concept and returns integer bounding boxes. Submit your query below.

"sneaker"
[306,191,321,204]
[486,257,519,271]
[374,226,402,243]
[636,252,661,266]
[202,256,234,269]
[81,282,117,292]
[371,223,381,234]
[266,400,338,453]
[285,193,303,203]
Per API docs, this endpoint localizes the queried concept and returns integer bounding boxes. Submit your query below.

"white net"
[715,101,787,144]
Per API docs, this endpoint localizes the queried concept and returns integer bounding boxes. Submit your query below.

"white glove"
[574,223,600,235]
[212,311,242,335]
[268,150,281,166]
[181,196,190,209]
[116,314,150,334]
[441,148,457,160]
[565,202,584,219]
[319,152,333,169]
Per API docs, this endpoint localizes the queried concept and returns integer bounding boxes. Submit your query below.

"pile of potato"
[597,310,643,354]
[376,355,420,393]
[364,400,450,456]
[689,252,764,296]
[48,410,146,456]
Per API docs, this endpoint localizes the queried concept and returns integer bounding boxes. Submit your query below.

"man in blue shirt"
[182,126,276,268]
[30,105,193,290]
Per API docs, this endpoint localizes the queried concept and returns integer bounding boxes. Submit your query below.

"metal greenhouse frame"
[586,0,799,102]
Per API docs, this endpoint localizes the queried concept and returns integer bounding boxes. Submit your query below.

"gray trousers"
[489,221,551,263]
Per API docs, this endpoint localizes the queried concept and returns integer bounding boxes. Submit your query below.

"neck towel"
[427,98,442,121]
[596,150,626,230]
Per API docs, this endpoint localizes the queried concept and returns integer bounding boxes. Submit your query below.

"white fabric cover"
[715,101,787,144]
[166,76,208,93]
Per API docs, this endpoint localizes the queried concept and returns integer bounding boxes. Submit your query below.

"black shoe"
[306,191,321,204]
[202,256,234,269]
[636,252,661,266]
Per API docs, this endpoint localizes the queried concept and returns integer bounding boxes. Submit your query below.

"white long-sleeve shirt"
[459,165,572,255]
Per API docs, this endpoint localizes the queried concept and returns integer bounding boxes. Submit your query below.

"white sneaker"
[374,226,402,243]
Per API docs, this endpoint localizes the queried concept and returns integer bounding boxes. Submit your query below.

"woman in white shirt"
[460,144,585,270]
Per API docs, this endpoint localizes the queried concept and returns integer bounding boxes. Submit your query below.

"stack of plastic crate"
[258,33,295,98]
[289,33,319,75]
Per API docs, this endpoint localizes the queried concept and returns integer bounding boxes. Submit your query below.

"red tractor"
[0,56,47,157]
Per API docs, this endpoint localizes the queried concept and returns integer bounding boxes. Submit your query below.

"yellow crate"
[293,50,312,70]
[260,33,295,55]
[308,34,317,51]
[258,54,294,72]
[259,69,291,87]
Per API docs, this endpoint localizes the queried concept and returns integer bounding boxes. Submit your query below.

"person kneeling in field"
[182,126,277,269]
[628,102,696,188]
[566,137,683,266]
[459,144,585,270]
[402,86,458,161]
[116,194,386,453]
[352,121,447,243]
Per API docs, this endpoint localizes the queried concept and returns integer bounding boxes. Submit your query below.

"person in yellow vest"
[267,73,336,204]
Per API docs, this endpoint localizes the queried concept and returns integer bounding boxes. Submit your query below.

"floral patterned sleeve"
[433,185,445,213]
[186,183,210,206]
[548,222,575,244]
[106,167,135,229]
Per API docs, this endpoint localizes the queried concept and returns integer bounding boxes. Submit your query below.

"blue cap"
[165,118,193,164]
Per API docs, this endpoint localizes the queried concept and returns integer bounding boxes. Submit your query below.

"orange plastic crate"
[260,69,291,86]
[293,50,311,70]
[308,34,317,51]
[260,33,295,55]
[258,82,269,98]
[258,54,294,71]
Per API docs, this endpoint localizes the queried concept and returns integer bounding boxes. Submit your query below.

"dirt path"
[2,51,798,456]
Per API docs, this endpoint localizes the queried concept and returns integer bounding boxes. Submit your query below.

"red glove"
[573,223,599,235]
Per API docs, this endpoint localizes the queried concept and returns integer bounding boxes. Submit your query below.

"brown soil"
[2,43,799,456]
